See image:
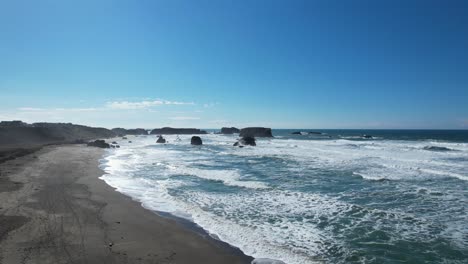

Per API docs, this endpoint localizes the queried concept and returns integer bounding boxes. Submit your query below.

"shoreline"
[98,147,252,259]
[0,144,253,264]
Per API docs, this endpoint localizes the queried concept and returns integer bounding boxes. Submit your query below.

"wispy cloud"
[106,100,194,110]
[168,116,200,120]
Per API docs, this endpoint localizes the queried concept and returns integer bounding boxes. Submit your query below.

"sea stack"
[221,127,240,134]
[234,136,256,147]
[239,127,273,137]
[191,136,203,145]
[156,136,166,143]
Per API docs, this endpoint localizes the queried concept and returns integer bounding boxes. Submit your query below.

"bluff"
[0,121,116,148]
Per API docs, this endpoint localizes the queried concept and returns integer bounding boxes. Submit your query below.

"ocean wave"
[98,134,468,263]
[423,145,457,152]
[165,164,269,189]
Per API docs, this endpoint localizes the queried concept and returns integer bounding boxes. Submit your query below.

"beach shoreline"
[0,144,252,264]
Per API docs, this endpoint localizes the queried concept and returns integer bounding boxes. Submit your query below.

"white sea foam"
[165,164,269,189]
[99,134,468,263]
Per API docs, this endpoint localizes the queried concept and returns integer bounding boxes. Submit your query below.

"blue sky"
[1,0,467,129]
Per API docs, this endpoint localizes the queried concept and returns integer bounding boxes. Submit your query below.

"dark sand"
[0,145,252,264]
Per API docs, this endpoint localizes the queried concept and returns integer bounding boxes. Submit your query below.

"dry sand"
[0,145,252,264]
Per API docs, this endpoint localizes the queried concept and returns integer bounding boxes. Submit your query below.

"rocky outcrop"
[191,136,203,145]
[239,127,272,137]
[233,136,256,147]
[362,134,373,139]
[150,127,207,135]
[87,140,110,148]
[221,127,240,134]
[156,136,166,143]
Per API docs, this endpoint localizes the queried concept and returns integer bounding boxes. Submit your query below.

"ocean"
[99,130,468,264]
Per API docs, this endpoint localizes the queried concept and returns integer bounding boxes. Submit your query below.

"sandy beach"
[0,144,252,264]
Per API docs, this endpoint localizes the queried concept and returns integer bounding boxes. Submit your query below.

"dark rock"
[221,127,240,134]
[156,136,166,143]
[308,131,322,135]
[239,127,272,137]
[87,140,110,148]
[233,136,256,147]
[362,134,373,139]
[112,141,118,144]
[128,141,132,143]
[150,127,207,135]
[191,136,203,145]
[291,131,302,135]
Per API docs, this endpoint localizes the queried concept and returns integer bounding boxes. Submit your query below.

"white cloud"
[106,100,194,109]
[169,116,200,120]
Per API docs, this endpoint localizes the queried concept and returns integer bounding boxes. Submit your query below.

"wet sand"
[0,144,252,264]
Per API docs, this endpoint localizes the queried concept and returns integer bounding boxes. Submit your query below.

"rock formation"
[156,136,166,143]
[221,127,240,134]
[191,136,203,145]
[233,136,256,147]
[87,140,110,148]
[239,127,273,137]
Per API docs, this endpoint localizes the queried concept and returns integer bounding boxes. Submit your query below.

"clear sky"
[1,0,467,129]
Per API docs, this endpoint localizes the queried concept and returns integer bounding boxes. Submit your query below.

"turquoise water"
[100,130,468,263]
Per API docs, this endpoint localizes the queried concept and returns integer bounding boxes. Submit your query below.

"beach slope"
[0,145,251,264]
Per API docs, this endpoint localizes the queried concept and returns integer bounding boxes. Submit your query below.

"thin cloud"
[106,100,194,109]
